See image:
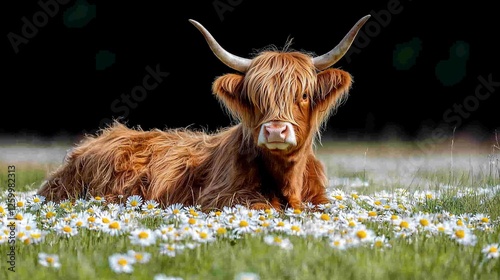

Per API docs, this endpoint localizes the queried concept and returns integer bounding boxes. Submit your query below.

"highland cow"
[37,15,371,211]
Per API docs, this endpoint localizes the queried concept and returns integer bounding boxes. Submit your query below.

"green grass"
[1,146,500,280]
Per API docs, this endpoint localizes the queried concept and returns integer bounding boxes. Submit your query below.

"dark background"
[3,0,499,143]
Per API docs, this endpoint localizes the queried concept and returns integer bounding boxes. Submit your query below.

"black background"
[3,0,499,143]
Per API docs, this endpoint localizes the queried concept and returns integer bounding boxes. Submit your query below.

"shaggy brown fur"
[37,49,353,211]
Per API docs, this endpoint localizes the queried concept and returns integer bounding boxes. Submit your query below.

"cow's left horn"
[189,19,252,73]
[313,15,371,70]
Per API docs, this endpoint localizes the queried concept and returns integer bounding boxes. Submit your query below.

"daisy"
[15,197,28,210]
[270,218,291,232]
[25,229,47,244]
[164,203,186,221]
[0,202,7,217]
[54,220,78,238]
[95,210,117,226]
[329,235,348,250]
[141,199,160,214]
[126,195,143,210]
[90,196,106,204]
[102,219,126,236]
[108,253,135,273]
[192,228,216,243]
[449,226,477,246]
[350,225,375,244]
[284,207,305,219]
[371,235,391,250]
[27,194,45,211]
[231,217,258,235]
[481,243,500,259]
[159,243,185,257]
[130,228,157,246]
[284,218,305,236]
[154,224,177,241]
[127,250,151,264]
[263,235,293,250]
[38,253,61,268]
[70,212,89,229]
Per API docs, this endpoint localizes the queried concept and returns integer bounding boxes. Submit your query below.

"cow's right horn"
[189,19,252,73]
[312,15,371,70]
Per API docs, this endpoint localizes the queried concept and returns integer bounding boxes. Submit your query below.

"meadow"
[1,137,499,280]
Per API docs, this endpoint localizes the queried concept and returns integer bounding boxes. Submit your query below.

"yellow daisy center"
[293,209,302,215]
[274,237,282,243]
[17,201,24,207]
[131,201,138,207]
[320,214,330,221]
[34,198,40,203]
[455,229,465,239]
[188,218,196,225]
[199,232,208,239]
[46,257,55,264]
[291,225,300,232]
[239,220,249,227]
[216,227,227,235]
[420,219,430,227]
[173,209,180,214]
[481,217,489,223]
[400,221,409,228]
[138,232,149,239]
[489,247,498,253]
[63,226,72,233]
[368,211,377,217]
[356,230,367,239]
[118,258,128,266]
[109,222,120,229]
[102,217,110,224]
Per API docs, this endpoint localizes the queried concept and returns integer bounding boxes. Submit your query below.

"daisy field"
[1,140,499,280]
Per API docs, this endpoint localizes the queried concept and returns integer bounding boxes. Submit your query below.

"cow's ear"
[212,73,248,120]
[314,68,352,112]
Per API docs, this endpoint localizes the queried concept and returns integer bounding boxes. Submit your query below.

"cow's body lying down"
[38,122,329,211]
[37,15,370,211]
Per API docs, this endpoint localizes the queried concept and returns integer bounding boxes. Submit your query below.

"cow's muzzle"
[257,121,297,150]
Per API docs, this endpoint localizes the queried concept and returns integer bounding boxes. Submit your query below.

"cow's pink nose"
[264,124,288,142]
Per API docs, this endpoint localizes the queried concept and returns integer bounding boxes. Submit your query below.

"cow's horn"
[312,15,371,70]
[189,19,252,73]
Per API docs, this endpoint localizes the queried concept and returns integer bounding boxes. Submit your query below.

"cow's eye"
[302,93,308,100]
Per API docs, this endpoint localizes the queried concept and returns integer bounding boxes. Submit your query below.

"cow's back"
[37,122,212,204]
